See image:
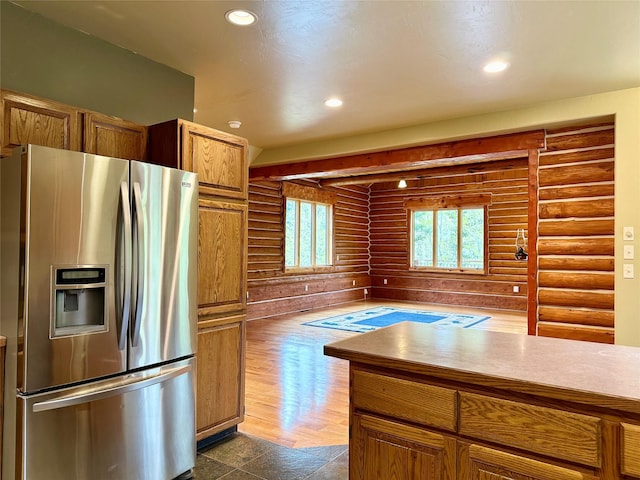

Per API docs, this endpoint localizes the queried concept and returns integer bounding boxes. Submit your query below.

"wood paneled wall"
[247,180,370,320]
[368,159,529,310]
[536,123,615,343]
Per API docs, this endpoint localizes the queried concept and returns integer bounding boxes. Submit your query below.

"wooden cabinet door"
[196,316,245,440]
[181,121,247,199]
[1,89,82,157]
[458,443,600,480]
[353,413,456,480]
[622,423,640,478]
[197,199,247,318]
[84,112,147,160]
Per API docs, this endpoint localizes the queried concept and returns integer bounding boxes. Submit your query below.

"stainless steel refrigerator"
[1,144,198,480]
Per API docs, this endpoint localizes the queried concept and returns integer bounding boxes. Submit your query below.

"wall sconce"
[398,179,407,189]
[515,228,528,261]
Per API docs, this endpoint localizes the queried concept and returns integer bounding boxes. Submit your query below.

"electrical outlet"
[364,288,368,295]
[352,280,356,286]
[383,278,388,285]
[623,264,634,279]
[304,285,309,292]
[513,286,520,293]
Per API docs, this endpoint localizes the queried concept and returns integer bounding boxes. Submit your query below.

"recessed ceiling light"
[225,9,257,26]
[228,120,242,129]
[483,61,509,73]
[324,98,343,108]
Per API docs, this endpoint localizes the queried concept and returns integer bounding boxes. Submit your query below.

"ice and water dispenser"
[51,266,107,337]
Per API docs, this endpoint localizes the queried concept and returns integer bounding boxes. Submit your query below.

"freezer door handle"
[131,181,144,347]
[118,182,133,351]
[32,364,192,413]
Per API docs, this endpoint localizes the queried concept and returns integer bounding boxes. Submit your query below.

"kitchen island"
[324,322,640,479]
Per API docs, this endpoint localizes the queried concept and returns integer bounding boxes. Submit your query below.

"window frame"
[406,194,490,275]
[282,183,336,273]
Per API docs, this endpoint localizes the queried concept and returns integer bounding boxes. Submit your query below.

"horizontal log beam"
[538,183,614,201]
[538,219,614,236]
[538,271,614,290]
[250,131,544,181]
[537,323,614,344]
[539,199,614,219]
[538,256,614,271]
[538,288,614,310]
[538,306,614,328]
[537,238,614,256]
[372,287,527,311]
[544,128,614,152]
[539,161,614,187]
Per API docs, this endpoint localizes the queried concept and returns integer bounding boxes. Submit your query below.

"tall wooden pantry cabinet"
[148,119,248,441]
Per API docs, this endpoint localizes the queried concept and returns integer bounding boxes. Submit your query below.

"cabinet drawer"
[622,423,640,477]
[459,392,601,467]
[352,369,456,432]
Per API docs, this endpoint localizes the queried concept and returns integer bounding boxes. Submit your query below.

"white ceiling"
[12,0,640,164]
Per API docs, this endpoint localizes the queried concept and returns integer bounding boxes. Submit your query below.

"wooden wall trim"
[527,148,539,335]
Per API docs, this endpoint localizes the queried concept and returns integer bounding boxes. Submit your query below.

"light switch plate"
[624,226,635,241]
[624,245,635,259]
[623,264,634,279]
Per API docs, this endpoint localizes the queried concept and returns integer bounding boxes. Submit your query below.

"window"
[409,199,487,273]
[285,198,333,269]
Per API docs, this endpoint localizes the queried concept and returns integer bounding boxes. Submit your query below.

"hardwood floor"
[238,299,527,448]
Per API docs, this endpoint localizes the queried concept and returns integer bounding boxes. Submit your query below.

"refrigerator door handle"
[118,182,132,351]
[131,181,144,347]
[32,364,192,413]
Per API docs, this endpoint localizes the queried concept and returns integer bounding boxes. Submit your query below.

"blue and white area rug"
[303,306,490,333]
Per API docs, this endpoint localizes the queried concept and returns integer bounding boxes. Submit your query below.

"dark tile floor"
[194,433,349,480]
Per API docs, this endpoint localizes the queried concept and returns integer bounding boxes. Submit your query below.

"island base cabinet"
[196,316,245,441]
[458,443,600,480]
[352,413,456,480]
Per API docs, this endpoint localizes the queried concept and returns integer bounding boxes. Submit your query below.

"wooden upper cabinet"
[1,90,147,161]
[148,119,248,199]
[1,89,82,157]
[84,112,147,161]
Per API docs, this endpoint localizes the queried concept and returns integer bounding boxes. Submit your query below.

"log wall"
[369,159,529,311]
[247,123,617,342]
[536,123,615,343]
[246,180,370,320]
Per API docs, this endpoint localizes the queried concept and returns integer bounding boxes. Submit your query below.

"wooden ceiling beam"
[318,156,528,187]
[249,130,545,181]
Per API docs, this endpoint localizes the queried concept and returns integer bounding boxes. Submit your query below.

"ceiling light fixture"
[324,98,343,108]
[483,61,509,73]
[398,179,407,189]
[228,120,242,129]
[225,9,257,26]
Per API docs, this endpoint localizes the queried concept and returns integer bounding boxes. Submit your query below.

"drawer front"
[459,392,601,467]
[622,423,640,477]
[352,369,457,432]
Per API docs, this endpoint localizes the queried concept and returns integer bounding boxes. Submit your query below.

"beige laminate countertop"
[324,322,640,414]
